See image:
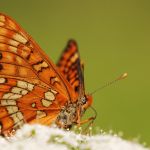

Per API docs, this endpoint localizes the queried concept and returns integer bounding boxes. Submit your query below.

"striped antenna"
[91,73,128,95]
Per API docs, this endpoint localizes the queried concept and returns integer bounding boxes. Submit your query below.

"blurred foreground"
[0,124,148,150]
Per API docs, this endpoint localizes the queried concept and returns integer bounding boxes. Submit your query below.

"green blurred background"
[1,0,150,146]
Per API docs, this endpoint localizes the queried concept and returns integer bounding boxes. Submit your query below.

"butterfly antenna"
[91,72,128,95]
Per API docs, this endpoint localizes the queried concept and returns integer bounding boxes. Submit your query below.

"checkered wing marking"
[57,40,85,96]
[0,77,67,135]
[0,13,75,100]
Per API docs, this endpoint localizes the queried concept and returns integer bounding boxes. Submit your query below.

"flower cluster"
[0,124,148,150]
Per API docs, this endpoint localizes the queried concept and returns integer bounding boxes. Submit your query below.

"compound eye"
[81,97,87,104]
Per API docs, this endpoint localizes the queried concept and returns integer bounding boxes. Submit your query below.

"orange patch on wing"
[0,107,8,118]
[17,86,45,107]
[29,110,59,126]
[0,51,28,66]
[0,63,17,75]
[0,116,14,133]
[21,109,36,122]
[0,85,11,92]
[28,51,43,65]
[7,18,19,30]
[18,67,36,78]
[0,92,4,99]
[6,78,17,86]
[69,70,77,79]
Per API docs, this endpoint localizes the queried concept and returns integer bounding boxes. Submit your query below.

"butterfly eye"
[81,97,87,105]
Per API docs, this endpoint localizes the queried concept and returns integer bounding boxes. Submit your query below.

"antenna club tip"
[120,72,128,79]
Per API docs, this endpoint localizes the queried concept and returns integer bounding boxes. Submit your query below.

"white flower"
[0,124,148,150]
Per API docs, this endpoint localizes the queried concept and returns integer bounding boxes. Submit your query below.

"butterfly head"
[81,95,93,110]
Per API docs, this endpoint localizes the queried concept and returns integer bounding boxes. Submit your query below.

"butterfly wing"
[0,13,76,101]
[57,40,85,97]
[0,76,68,135]
[0,14,78,134]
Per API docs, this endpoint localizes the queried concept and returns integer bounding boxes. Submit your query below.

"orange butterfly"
[0,13,95,135]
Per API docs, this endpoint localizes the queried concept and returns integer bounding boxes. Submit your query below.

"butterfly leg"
[76,108,95,126]
[77,116,95,126]
[76,116,95,135]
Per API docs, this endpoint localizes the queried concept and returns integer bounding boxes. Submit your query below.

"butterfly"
[0,13,95,136]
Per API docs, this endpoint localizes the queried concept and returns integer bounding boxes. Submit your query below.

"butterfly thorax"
[56,95,92,129]
[55,102,80,129]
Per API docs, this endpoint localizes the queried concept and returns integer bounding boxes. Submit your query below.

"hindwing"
[57,40,85,97]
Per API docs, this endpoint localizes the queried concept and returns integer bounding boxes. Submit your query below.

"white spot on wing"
[27,83,34,91]
[0,15,5,22]
[51,89,57,94]
[0,22,4,26]
[50,77,59,85]
[36,110,46,119]
[1,100,7,106]
[7,106,18,114]
[22,90,28,95]
[3,93,22,99]
[13,120,24,129]
[0,27,7,35]
[45,91,55,101]
[9,39,19,47]
[42,61,48,67]
[0,78,6,83]
[9,45,17,53]
[17,81,34,91]
[13,33,27,44]
[42,99,52,107]
[16,112,24,120]
[31,103,36,108]
[33,61,48,72]
[11,113,20,123]
[17,81,27,89]
[10,112,24,129]
[11,87,28,95]
[1,99,16,106]
[71,52,78,63]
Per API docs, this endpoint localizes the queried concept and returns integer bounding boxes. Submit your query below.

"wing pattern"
[0,14,76,135]
[0,14,91,135]
[57,40,85,96]
[0,76,68,135]
[0,14,75,99]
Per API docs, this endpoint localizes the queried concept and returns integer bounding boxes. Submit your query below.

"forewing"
[0,76,67,135]
[57,40,85,96]
[0,13,75,100]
